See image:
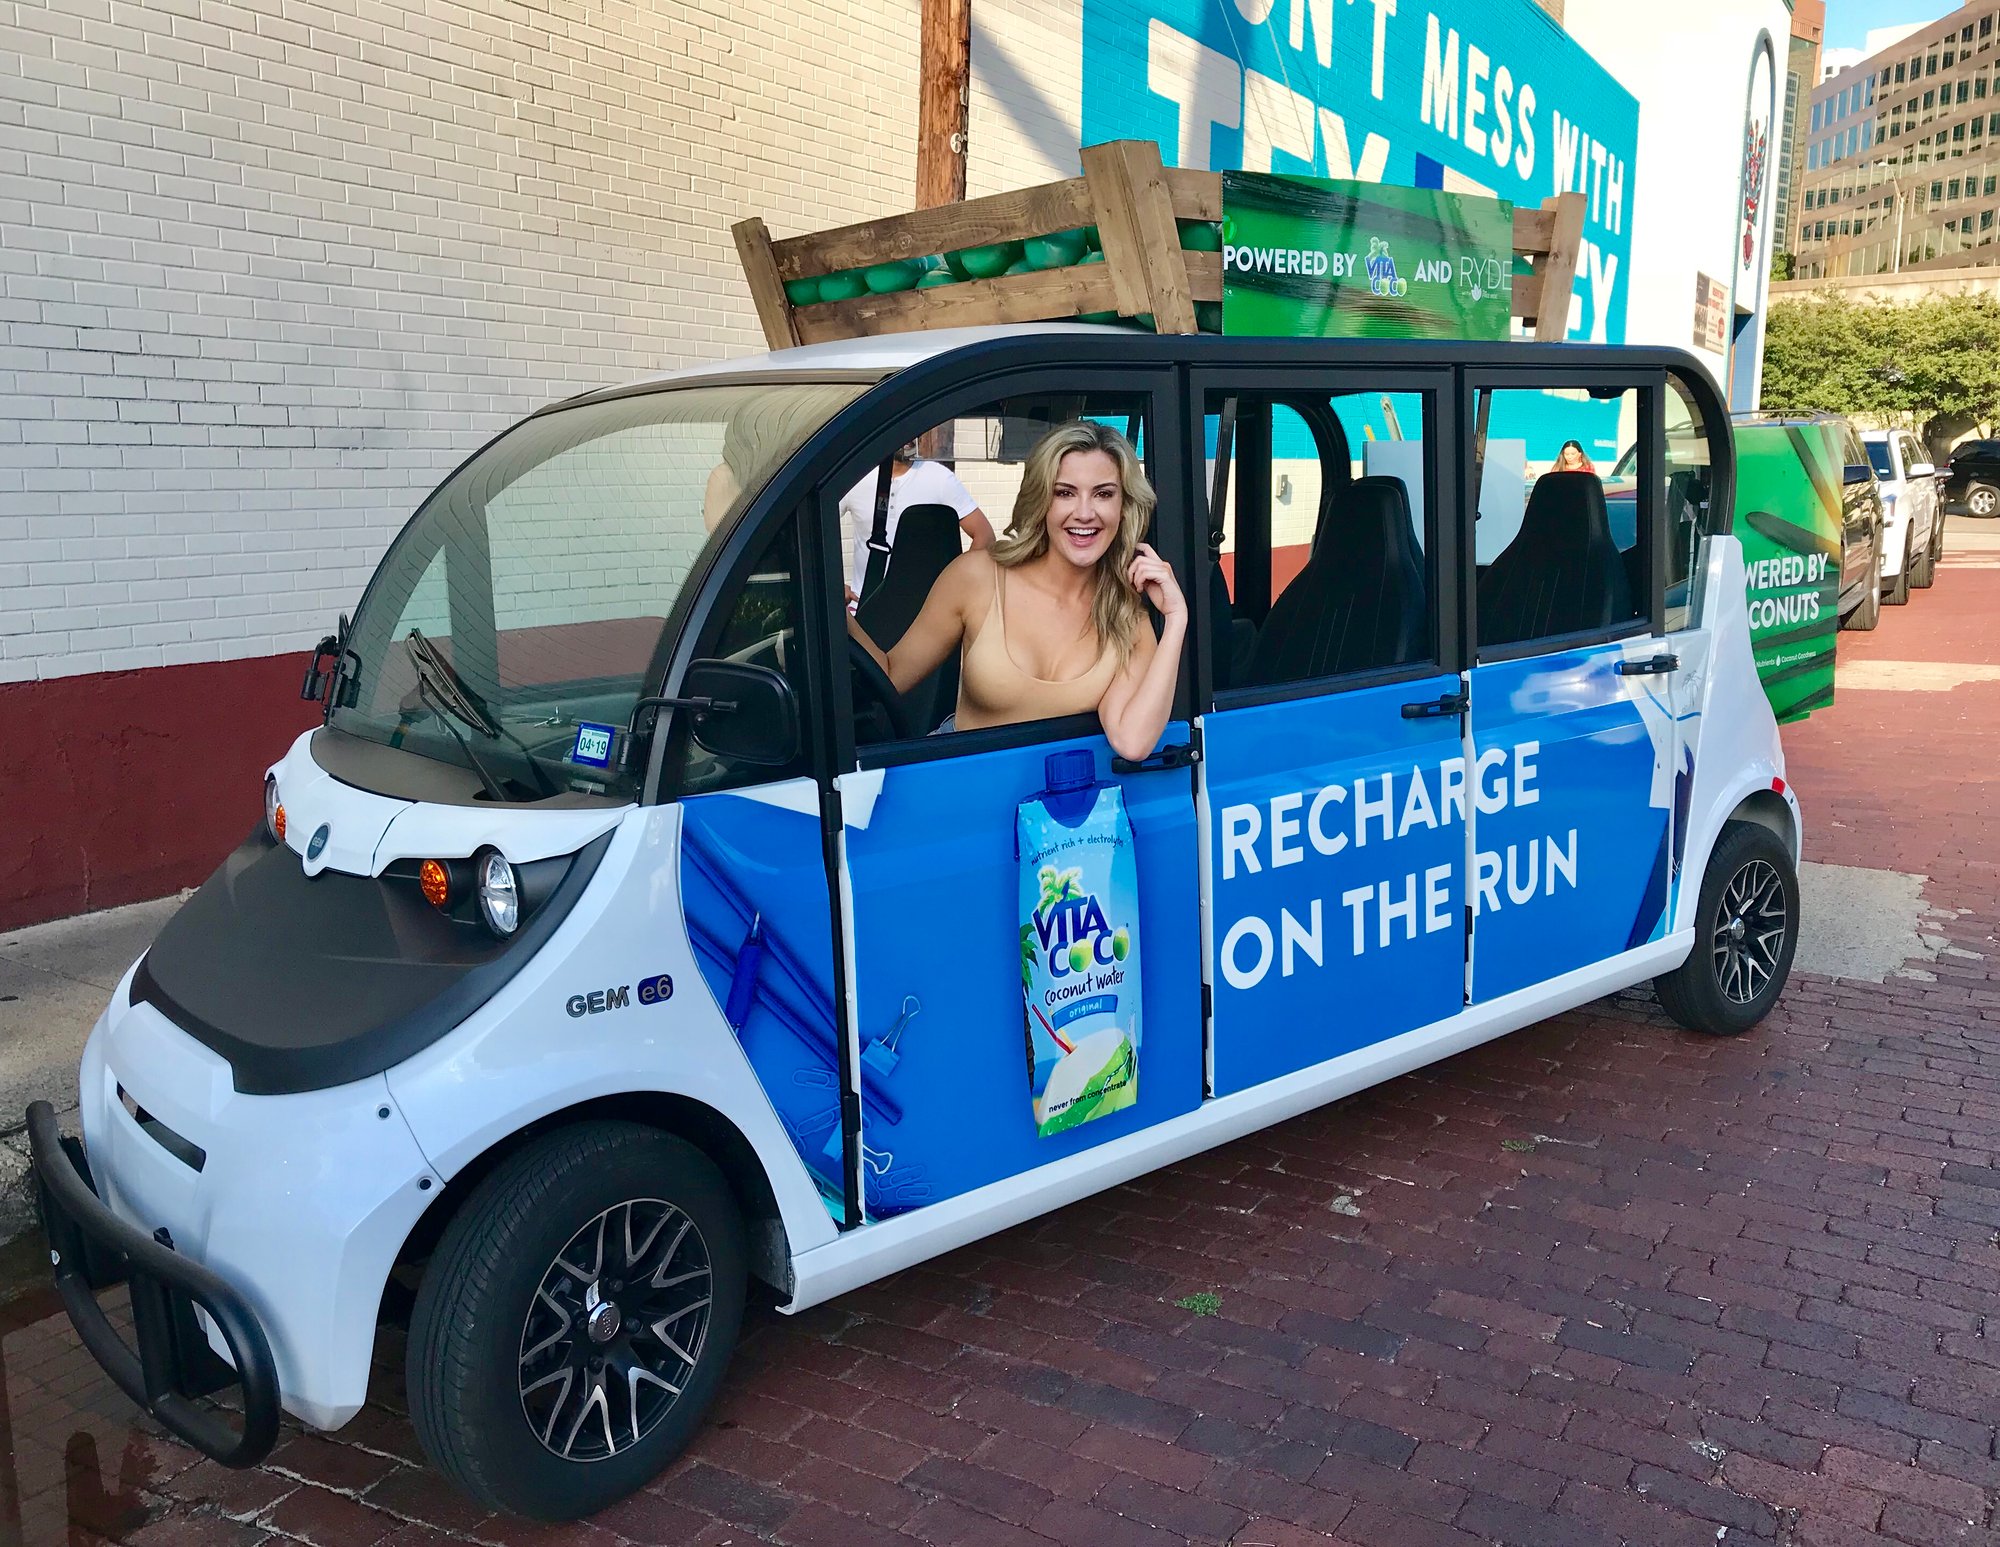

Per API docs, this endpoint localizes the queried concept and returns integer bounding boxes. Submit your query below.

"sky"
[1823,1,1937,51]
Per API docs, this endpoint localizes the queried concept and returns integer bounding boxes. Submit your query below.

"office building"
[1797,3,2000,277]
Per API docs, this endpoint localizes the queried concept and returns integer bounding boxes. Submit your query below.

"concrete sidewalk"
[0,895,181,1237]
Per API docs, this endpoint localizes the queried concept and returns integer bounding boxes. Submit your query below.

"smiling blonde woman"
[849,420,1186,761]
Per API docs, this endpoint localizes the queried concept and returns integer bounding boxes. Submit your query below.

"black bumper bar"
[26,1100,281,1466]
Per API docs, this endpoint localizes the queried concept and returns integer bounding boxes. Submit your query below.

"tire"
[1841,530,1882,631]
[407,1122,747,1520]
[1967,482,2000,518]
[1653,820,1799,1037]
[1914,513,1942,588]
[1885,526,1911,605]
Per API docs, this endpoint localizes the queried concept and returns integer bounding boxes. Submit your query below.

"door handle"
[1400,691,1469,719]
[1616,653,1680,677]
[1111,742,1200,775]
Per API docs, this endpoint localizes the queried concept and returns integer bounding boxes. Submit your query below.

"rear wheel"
[1653,820,1799,1037]
[1967,482,1999,518]
[407,1122,746,1520]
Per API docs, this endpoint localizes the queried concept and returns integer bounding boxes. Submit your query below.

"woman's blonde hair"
[990,421,1157,663]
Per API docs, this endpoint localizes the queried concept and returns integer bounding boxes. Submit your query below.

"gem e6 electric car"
[29,326,1802,1520]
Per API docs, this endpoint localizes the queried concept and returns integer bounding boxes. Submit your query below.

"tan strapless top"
[956,566,1117,731]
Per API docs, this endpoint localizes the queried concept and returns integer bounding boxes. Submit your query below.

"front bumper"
[27,1100,280,1465]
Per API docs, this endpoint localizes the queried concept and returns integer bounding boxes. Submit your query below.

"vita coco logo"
[1032,865,1132,980]
[1365,237,1408,297]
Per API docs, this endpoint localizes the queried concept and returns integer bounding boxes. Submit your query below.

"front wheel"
[1885,526,1912,605]
[1915,514,1942,588]
[1653,820,1799,1037]
[407,1123,746,1520]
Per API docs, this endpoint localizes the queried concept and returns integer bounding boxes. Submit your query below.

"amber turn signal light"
[418,858,451,909]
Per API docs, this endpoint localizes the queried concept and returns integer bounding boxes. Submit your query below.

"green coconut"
[863,258,926,294]
[1178,219,1223,251]
[782,275,820,306]
[816,269,867,302]
[952,240,1024,279]
[1196,300,1223,333]
[1024,227,1090,269]
[916,267,957,288]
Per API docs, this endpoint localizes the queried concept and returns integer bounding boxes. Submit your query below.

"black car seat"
[854,503,962,732]
[1248,476,1426,684]
[1477,471,1633,648]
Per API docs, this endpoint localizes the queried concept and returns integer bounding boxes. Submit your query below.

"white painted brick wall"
[0,0,945,681]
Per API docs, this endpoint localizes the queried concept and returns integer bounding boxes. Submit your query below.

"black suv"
[1943,438,2000,517]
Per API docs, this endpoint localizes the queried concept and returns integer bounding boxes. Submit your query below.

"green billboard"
[1733,421,1841,723]
[1221,173,1514,341]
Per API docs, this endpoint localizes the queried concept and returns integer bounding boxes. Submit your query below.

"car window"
[664,514,811,796]
[1865,439,1897,480]
[1203,386,1437,693]
[1472,384,1651,652]
[1664,372,1718,632]
[840,389,1166,746]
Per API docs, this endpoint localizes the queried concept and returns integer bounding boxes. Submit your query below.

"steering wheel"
[848,635,916,742]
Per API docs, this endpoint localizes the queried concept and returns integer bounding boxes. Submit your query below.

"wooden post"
[1082,140,1198,334]
[1532,191,1587,342]
[916,0,970,209]
[731,216,799,350]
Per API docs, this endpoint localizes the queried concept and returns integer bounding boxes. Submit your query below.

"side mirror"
[1909,462,1936,477]
[682,660,799,766]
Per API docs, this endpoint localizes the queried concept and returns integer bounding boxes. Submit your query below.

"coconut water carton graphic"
[1017,750,1141,1138]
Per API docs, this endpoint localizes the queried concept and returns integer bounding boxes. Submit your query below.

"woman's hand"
[1126,543,1186,623]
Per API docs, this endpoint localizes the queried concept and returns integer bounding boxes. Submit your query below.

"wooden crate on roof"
[731,139,1587,348]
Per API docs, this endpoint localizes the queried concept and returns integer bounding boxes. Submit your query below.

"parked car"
[1863,429,1943,603]
[29,330,1803,1521]
[1942,436,2000,517]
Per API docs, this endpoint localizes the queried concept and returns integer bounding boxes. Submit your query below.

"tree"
[1769,250,1796,283]
[1761,289,2000,455]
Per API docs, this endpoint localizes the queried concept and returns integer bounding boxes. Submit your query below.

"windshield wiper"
[401,630,560,800]
[404,628,501,738]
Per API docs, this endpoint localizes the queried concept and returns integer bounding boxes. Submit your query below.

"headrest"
[1314,475,1417,565]
[1517,471,1612,551]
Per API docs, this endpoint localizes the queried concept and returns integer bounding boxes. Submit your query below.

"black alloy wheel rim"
[518,1199,713,1462]
[1712,858,1787,1007]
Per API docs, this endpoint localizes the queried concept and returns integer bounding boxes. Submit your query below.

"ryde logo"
[306,823,330,860]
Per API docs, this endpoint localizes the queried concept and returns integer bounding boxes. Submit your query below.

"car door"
[1901,432,1938,560]
[1193,366,1470,1097]
[1464,370,1681,1003]
[826,370,1206,1218]
[664,509,858,1226]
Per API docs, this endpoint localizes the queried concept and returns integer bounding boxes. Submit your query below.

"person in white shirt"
[842,442,995,605]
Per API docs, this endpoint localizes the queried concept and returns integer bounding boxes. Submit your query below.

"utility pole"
[916,0,970,208]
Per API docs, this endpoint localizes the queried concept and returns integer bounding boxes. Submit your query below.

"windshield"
[1865,439,1896,479]
[330,380,868,801]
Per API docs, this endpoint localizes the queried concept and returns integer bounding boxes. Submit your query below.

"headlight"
[264,775,285,843]
[477,849,519,937]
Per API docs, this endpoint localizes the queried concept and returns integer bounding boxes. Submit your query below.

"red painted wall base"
[0,654,322,932]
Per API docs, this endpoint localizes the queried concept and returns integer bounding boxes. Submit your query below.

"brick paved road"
[5,527,1999,1547]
